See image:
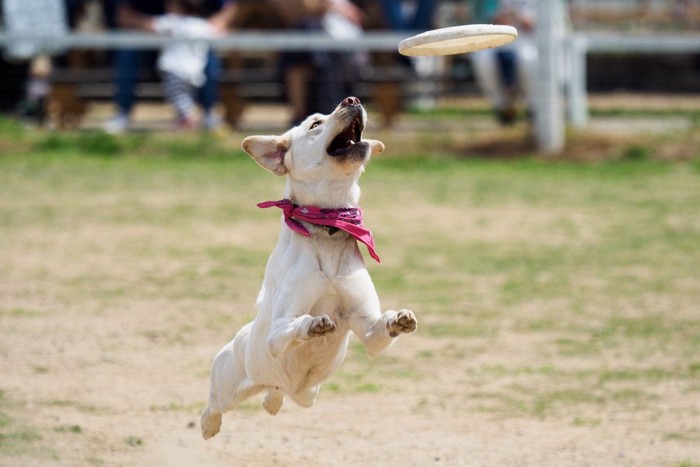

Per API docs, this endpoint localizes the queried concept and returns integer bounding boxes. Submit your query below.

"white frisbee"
[398,24,518,57]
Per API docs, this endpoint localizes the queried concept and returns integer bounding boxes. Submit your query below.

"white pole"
[567,34,589,128]
[535,0,565,154]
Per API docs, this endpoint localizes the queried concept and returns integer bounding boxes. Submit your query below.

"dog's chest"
[270,230,370,317]
[305,272,349,318]
[312,233,360,273]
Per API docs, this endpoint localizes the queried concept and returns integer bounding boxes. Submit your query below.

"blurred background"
[0,0,698,153]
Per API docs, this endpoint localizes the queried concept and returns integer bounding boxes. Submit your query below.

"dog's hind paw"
[201,406,222,440]
[306,315,336,339]
[387,309,417,337]
[263,389,284,415]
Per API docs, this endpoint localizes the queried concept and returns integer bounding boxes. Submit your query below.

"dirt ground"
[6,256,697,467]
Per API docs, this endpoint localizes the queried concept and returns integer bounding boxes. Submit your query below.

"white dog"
[201,96,417,439]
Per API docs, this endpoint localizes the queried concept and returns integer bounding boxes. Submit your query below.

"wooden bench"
[46,56,286,129]
[46,48,428,129]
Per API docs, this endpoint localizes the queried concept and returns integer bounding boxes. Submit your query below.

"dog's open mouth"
[327,113,367,158]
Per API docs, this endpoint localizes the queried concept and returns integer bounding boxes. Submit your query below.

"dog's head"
[242,97,384,206]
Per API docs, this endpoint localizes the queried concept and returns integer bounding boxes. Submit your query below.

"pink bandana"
[257,199,381,263]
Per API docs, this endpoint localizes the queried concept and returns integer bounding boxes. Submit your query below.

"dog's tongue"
[327,115,364,157]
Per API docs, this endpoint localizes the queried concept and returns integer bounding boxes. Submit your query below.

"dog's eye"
[309,121,321,130]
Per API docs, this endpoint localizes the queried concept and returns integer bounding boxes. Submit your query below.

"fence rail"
[1,29,699,144]
[0,31,409,52]
[3,30,698,52]
[565,32,700,129]
[582,31,700,53]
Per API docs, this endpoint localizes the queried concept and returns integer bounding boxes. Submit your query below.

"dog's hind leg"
[201,405,223,440]
[263,388,284,415]
[202,323,263,439]
[292,385,320,408]
[202,378,263,439]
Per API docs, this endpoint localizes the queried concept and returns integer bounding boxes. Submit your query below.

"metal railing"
[0,30,410,53]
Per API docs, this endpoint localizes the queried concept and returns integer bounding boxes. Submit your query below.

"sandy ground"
[4,295,697,467]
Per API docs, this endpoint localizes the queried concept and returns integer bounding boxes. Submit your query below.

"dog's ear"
[241,135,290,176]
[366,139,385,156]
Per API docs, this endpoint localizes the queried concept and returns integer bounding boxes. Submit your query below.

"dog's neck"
[284,178,362,209]
[257,198,381,262]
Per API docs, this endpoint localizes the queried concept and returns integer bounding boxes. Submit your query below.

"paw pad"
[308,315,336,337]
[388,309,417,337]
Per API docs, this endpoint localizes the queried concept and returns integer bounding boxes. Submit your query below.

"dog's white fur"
[201,97,417,439]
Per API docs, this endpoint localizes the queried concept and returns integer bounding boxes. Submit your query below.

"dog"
[201,96,417,439]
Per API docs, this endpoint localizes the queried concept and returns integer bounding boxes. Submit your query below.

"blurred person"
[18,55,51,123]
[151,0,222,129]
[104,0,236,133]
[380,0,436,31]
[469,0,537,125]
[1,0,75,116]
[65,0,87,28]
[272,0,367,125]
[379,1,439,109]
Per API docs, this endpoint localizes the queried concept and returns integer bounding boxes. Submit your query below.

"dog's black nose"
[341,96,361,108]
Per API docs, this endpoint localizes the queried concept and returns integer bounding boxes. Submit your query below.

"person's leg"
[162,71,196,126]
[514,37,538,114]
[198,50,221,113]
[410,0,437,30]
[380,0,405,29]
[470,49,505,109]
[198,50,223,130]
[279,43,315,126]
[496,49,517,89]
[311,51,348,114]
[285,64,311,125]
[105,48,142,132]
[113,49,141,116]
[494,49,518,125]
[471,49,515,125]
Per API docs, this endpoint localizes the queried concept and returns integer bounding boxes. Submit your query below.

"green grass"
[124,436,143,447]
[405,105,700,121]
[44,400,103,414]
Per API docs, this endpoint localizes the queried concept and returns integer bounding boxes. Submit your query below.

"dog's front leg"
[266,273,336,358]
[344,271,417,357]
[350,307,417,357]
[268,314,336,357]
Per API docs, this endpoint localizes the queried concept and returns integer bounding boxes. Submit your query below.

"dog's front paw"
[387,309,417,337]
[305,315,336,339]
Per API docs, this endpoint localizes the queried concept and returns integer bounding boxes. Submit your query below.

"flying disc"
[398,24,518,57]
